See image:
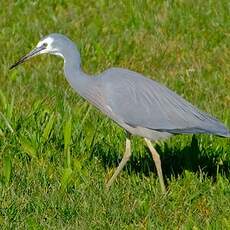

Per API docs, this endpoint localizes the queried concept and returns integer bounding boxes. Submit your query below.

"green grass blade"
[7,96,14,121]
[60,167,72,191]
[0,90,7,110]
[42,112,55,142]
[20,139,37,159]
[63,117,72,168]
[0,128,4,137]
[0,111,14,133]
[3,155,12,186]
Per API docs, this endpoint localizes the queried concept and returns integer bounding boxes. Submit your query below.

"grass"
[0,0,230,228]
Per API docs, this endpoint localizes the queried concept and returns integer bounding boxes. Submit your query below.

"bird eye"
[43,42,48,47]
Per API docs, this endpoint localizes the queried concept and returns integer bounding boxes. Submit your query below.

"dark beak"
[10,44,46,70]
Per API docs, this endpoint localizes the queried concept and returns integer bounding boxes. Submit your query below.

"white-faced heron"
[10,33,230,193]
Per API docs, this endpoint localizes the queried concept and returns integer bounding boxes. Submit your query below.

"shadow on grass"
[91,135,230,181]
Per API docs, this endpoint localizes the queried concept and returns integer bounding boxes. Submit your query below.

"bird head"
[10,33,72,69]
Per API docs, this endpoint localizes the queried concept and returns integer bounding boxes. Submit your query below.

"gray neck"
[62,45,92,98]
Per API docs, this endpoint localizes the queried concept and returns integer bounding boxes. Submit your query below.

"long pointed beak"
[10,44,46,70]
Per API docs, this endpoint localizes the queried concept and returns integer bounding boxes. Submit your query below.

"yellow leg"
[106,136,131,189]
[144,138,166,193]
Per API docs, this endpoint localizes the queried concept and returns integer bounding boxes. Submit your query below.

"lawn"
[0,0,230,229]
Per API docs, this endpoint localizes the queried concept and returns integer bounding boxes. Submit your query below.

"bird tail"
[203,124,230,137]
[163,120,230,137]
[197,116,230,137]
[210,125,230,137]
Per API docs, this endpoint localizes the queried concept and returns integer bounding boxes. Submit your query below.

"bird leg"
[144,138,166,193]
[106,135,131,189]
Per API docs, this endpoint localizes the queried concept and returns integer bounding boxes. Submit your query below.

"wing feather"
[100,68,229,137]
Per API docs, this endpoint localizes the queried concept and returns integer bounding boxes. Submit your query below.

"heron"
[10,33,230,193]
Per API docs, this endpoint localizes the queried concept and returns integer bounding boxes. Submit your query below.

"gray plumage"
[10,33,230,192]
[98,68,230,137]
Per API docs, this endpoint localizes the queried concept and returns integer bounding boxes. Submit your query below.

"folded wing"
[101,68,230,137]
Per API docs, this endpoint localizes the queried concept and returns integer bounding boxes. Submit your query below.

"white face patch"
[37,37,54,48]
[36,37,55,55]
[35,36,63,57]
